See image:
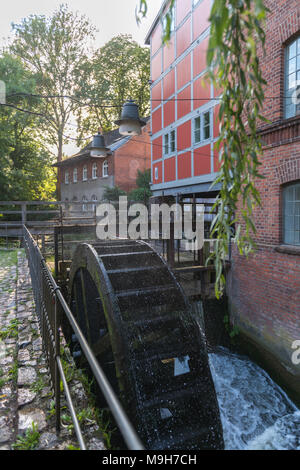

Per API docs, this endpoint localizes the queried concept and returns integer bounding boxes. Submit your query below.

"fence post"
[54,294,61,434]
[21,203,27,225]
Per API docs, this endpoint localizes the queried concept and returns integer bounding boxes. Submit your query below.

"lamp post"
[90,128,110,157]
[115,99,146,136]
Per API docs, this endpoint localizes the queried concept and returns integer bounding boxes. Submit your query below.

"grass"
[12,423,40,450]
[0,319,20,341]
[0,249,18,269]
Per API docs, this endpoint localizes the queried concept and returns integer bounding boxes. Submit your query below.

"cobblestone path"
[0,250,105,450]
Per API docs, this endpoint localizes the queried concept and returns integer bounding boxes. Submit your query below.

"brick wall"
[227,0,300,392]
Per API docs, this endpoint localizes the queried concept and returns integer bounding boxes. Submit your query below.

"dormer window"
[285,37,300,119]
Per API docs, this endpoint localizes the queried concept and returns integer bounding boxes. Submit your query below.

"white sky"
[0,0,163,156]
[0,0,162,48]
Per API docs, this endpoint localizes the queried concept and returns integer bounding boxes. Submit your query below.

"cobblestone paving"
[0,250,105,450]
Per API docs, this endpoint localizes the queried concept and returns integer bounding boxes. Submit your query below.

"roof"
[54,118,150,168]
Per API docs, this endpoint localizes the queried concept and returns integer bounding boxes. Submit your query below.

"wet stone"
[18,349,30,363]
[18,388,36,407]
[18,408,47,432]
[17,367,37,386]
[38,432,59,449]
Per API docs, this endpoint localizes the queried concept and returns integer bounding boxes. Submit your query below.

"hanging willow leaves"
[207,0,268,297]
[137,0,268,298]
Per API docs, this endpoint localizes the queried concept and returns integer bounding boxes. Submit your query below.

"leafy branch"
[207,0,268,297]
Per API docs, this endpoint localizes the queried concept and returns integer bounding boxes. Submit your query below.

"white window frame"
[91,194,97,212]
[163,129,176,156]
[65,170,69,185]
[102,160,108,178]
[82,195,88,212]
[193,109,212,145]
[73,167,77,183]
[82,165,88,181]
[285,36,300,119]
[92,162,98,179]
[283,181,300,246]
[154,167,159,180]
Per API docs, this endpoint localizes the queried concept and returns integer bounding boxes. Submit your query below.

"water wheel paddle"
[68,239,224,450]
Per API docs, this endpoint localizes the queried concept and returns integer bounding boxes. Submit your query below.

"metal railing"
[23,225,144,450]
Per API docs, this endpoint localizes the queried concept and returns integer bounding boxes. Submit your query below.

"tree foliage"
[0,54,55,201]
[76,35,150,137]
[207,0,267,297]
[10,4,96,163]
[128,168,152,202]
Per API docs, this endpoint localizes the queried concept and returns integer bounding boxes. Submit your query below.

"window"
[73,167,77,183]
[91,194,97,212]
[92,163,97,179]
[82,165,88,181]
[102,160,108,177]
[154,167,159,180]
[285,37,300,119]
[283,181,300,245]
[193,110,211,144]
[163,130,176,155]
[82,195,88,212]
[65,170,69,184]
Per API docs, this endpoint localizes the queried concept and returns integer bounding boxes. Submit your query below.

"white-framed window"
[163,129,176,156]
[92,162,98,179]
[154,167,159,180]
[82,195,88,212]
[65,170,69,184]
[102,160,108,177]
[91,194,97,212]
[73,167,77,183]
[193,109,211,144]
[283,181,300,245]
[285,36,300,119]
[82,165,88,181]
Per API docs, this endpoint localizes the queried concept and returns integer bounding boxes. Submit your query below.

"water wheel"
[67,239,224,450]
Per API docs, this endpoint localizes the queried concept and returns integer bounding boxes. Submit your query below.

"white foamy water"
[208,347,300,450]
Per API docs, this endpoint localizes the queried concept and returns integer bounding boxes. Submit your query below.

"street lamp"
[90,128,110,157]
[115,99,146,136]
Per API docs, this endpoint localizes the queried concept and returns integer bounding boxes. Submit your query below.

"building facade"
[227,0,300,398]
[56,122,150,208]
[146,0,300,398]
[145,0,220,198]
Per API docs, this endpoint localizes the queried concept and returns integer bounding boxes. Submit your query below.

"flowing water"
[209,346,300,450]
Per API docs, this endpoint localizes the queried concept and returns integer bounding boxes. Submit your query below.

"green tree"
[10,4,96,197]
[128,169,152,202]
[76,34,150,136]
[102,186,127,201]
[0,53,56,201]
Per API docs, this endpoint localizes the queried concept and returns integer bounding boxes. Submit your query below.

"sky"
[0,0,163,48]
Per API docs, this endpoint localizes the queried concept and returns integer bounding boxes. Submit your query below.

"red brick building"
[146,0,300,398]
[55,121,150,207]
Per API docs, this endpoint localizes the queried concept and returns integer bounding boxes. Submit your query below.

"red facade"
[146,0,217,196]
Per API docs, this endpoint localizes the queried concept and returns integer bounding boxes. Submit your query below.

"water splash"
[208,347,300,450]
